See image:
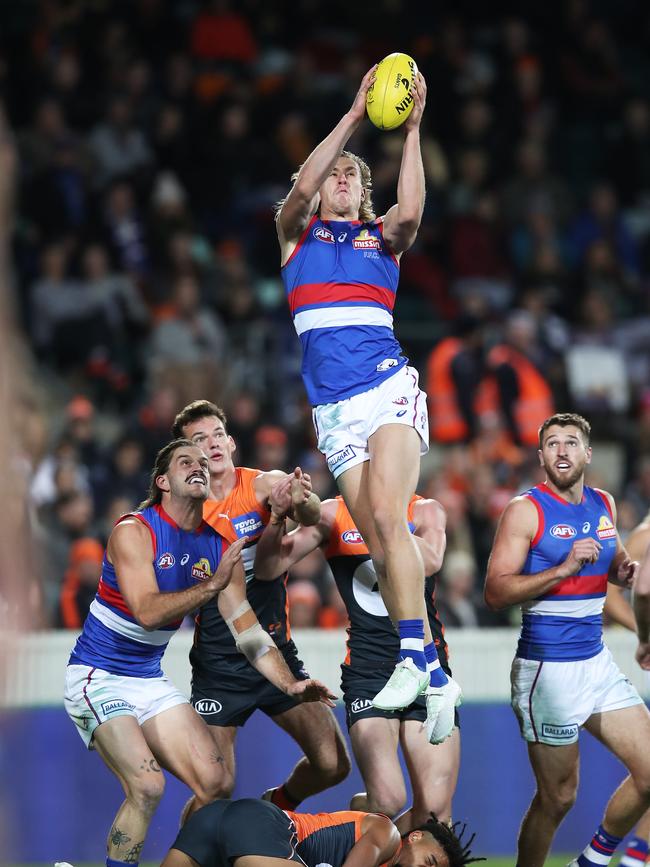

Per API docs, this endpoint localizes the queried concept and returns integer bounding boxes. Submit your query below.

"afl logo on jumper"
[313,226,334,244]
[550,524,577,539]
[596,515,616,540]
[157,552,175,569]
[194,699,223,715]
[342,529,363,544]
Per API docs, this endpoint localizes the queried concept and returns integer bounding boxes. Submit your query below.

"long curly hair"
[410,814,485,866]
[275,150,376,223]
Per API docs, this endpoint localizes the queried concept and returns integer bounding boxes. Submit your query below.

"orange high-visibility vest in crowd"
[426,337,471,443]
[486,344,554,447]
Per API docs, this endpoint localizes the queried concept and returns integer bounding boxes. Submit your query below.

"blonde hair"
[275,150,376,223]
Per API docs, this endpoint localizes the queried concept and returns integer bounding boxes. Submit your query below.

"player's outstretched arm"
[342,814,401,867]
[484,497,599,609]
[381,71,426,256]
[254,496,336,581]
[110,520,244,630]
[276,65,376,244]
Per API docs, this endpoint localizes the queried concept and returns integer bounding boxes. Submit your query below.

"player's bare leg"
[516,741,580,867]
[349,717,406,819]
[93,716,166,864]
[399,720,460,829]
[584,704,650,836]
[179,724,237,824]
[266,702,350,806]
[337,428,430,711]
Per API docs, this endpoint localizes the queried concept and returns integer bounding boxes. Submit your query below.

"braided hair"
[415,813,485,866]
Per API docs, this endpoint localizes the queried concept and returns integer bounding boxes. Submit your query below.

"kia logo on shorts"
[194,699,222,715]
[342,530,363,544]
[550,524,577,539]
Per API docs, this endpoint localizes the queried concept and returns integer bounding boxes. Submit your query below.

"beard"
[544,463,584,491]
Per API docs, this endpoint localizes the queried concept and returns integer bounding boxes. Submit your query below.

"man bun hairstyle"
[538,413,591,449]
[172,400,228,439]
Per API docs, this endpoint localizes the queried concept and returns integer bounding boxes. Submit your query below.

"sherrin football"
[366,52,418,131]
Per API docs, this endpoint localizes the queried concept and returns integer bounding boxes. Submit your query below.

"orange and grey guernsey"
[287,810,396,867]
[323,496,449,670]
[194,467,291,657]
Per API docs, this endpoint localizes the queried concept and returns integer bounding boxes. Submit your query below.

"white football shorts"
[312,365,429,480]
[511,646,643,745]
[64,664,188,749]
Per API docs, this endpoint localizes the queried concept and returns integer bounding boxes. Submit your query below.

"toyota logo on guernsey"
[550,524,577,539]
[342,530,363,544]
[313,226,334,244]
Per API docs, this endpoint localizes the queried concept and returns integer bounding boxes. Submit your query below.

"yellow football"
[366,52,418,131]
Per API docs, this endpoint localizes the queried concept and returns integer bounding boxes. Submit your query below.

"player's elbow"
[484,581,508,611]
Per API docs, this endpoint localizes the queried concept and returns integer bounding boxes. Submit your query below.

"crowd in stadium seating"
[4,0,650,629]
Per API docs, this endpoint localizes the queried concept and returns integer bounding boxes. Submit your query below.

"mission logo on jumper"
[342,529,363,544]
[550,524,577,539]
[596,514,616,540]
[192,557,212,581]
[157,552,175,569]
[232,511,264,539]
[313,225,334,244]
[352,229,381,251]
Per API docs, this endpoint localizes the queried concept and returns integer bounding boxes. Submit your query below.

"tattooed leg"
[106,757,164,862]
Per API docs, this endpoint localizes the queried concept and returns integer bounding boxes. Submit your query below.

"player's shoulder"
[500,493,539,526]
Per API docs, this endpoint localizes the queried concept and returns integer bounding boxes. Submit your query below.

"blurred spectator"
[287,579,321,628]
[607,97,650,208]
[58,537,103,628]
[88,95,154,190]
[102,180,150,282]
[189,0,258,65]
[91,434,149,517]
[501,139,573,229]
[436,550,489,627]
[254,426,289,473]
[426,316,486,445]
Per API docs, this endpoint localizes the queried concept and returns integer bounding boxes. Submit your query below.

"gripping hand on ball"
[404,71,427,132]
[348,65,377,124]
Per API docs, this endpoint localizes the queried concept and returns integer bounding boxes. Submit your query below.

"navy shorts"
[171,798,301,867]
[191,642,310,727]
[342,662,458,730]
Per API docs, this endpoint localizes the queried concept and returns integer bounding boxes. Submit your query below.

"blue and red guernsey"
[69,504,228,677]
[282,215,406,406]
[517,483,618,662]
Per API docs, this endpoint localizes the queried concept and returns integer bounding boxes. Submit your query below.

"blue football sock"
[398,619,426,671]
[620,836,649,865]
[107,858,138,867]
[424,640,448,687]
[576,824,623,866]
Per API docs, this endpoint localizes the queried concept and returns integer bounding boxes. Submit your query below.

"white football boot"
[425,676,462,744]
[372,657,429,710]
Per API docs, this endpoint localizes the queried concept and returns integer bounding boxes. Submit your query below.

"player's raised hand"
[208,537,246,593]
[560,538,602,577]
[290,466,312,508]
[636,640,650,670]
[613,556,638,588]
[269,475,293,519]
[286,678,337,707]
[404,71,427,132]
[349,65,377,123]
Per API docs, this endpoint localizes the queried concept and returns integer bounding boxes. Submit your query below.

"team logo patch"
[342,529,363,544]
[541,723,578,740]
[596,514,616,540]
[313,226,334,244]
[376,358,398,372]
[232,511,264,539]
[550,524,577,539]
[352,229,381,251]
[100,699,135,716]
[192,558,212,581]
[582,522,591,533]
[157,552,175,569]
[327,444,357,472]
[181,553,190,565]
[350,698,374,714]
[194,699,223,715]
[393,396,408,405]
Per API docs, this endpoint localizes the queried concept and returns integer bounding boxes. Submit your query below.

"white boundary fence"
[2,627,647,707]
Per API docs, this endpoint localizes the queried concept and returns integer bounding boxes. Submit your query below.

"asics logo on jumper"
[541,723,578,739]
[327,444,356,471]
[313,226,334,244]
[396,410,407,417]
[338,232,347,242]
[550,524,576,539]
[157,552,175,569]
[582,522,591,533]
[376,358,398,372]
[101,699,135,715]
[181,553,190,565]
[194,699,223,715]
[350,698,373,714]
